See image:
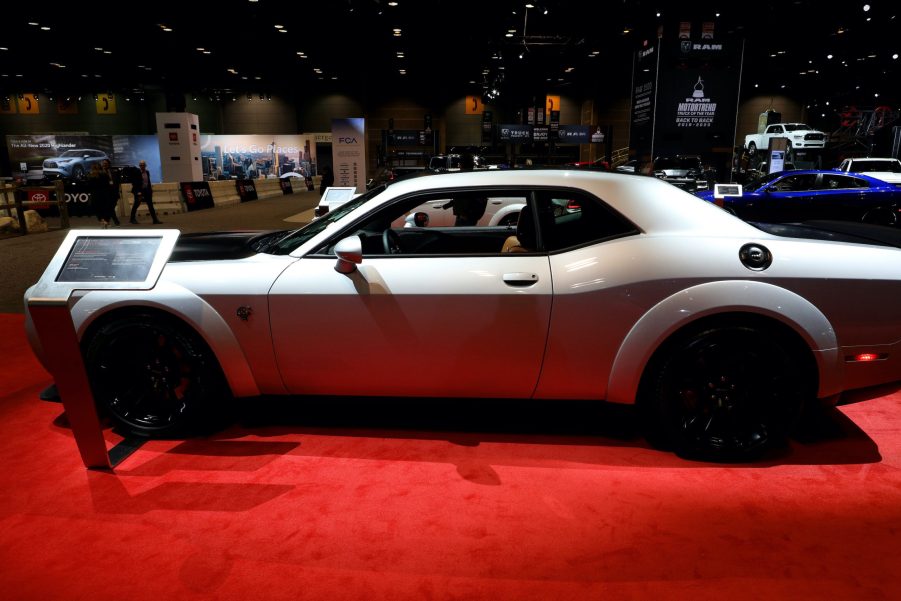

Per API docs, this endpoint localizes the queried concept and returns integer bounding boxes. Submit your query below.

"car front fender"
[69,281,260,398]
[606,279,842,405]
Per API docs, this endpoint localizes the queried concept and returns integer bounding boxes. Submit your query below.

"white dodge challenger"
[25,170,901,459]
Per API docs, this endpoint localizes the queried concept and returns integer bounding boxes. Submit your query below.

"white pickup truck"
[835,157,901,186]
[744,123,827,155]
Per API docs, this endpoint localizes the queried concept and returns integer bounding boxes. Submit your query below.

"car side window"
[821,174,869,190]
[316,190,528,257]
[771,125,784,134]
[534,190,638,252]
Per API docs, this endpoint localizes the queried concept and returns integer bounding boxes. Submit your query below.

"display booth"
[25,229,179,469]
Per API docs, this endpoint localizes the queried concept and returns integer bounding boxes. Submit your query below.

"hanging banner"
[499,124,532,141]
[545,95,561,115]
[628,42,659,161]
[556,125,591,144]
[332,118,367,193]
[95,94,117,115]
[17,94,40,115]
[465,95,483,114]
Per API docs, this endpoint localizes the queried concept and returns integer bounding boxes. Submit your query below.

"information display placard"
[25,229,180,470]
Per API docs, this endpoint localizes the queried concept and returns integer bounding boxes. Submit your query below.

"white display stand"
[26,229,180,469]
[156,112,203,183]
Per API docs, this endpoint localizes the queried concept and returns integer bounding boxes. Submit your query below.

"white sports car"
[24,170,901,459]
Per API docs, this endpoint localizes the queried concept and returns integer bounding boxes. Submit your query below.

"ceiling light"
[656,12,661,17]
[103,50,112,55]
[875,92,879,97]
[505,33,513,37]
[388,1,398,5]
[274,24,284,29]
[278,29,288,33]
[863,4,870,11]
[203,51,211,54]
[162,27,172,32]
[827,54,833,59]
[893,53,899,59]
[40,26,50,31]
[525,3,534,7]
[754,83,759,88]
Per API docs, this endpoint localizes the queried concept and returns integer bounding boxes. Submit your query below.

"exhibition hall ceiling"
[1,1,898,108]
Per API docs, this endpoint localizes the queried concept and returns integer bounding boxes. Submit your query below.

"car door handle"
[503,272,539,286]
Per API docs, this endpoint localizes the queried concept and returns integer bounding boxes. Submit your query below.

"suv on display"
[42,149,109,181]
[651,155,711,192]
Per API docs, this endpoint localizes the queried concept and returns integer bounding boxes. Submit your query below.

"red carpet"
[1,312,900,600]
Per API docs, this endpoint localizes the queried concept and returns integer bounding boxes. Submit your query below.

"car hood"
[168,230,288,262]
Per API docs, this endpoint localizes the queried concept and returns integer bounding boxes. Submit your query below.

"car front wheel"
[83,314,231,437]
[643,324,806,460]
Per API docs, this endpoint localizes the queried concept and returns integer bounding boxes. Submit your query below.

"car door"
[268,190,552,398]
[745,173,816,222]
[812,173,869,220]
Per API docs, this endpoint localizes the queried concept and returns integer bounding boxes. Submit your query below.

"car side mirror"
[334,236,363,274]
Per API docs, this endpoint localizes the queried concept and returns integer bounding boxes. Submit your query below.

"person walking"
[101,159,121,225]
[129,160,162,224]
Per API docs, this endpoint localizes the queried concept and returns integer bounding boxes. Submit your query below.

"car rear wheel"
[72,164,85,181]
[83,314,231,437]
[862,208,897,227]
[643,324,805,460]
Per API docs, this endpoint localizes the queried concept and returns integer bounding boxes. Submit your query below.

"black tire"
[862,208,897,227]
[83,314,231,437]
[643,324,806,460]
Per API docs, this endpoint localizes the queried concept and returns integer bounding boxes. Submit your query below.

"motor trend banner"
[199,134,317,181]
[6,134,161,183]
[332,118,367,193]
[653,37,742,160]
[179,181,215,212]
[235,179,258,202]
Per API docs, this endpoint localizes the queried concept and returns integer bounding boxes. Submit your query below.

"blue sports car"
[696,170,901,226]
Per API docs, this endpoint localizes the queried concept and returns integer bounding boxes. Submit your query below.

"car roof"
[367,169,761,236]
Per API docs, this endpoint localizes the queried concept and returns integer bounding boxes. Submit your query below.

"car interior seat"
[502,206,536,253]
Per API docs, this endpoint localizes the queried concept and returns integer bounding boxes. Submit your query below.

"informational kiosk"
[26,229,179,469]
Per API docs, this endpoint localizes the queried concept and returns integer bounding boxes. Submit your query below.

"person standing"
[101,159,121,226]
[318,165,334,196]
[87,163,112,228]
[129,160,162,224]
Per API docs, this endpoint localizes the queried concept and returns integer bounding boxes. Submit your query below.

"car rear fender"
[606,280,841,405]
[70,281,260,398]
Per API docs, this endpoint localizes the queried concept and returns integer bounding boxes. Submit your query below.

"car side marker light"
[845,353,888,362]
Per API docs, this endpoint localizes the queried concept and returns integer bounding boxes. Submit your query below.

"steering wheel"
[383,228,403,254]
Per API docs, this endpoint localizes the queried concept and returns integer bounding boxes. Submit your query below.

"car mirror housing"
[334,236,363,273]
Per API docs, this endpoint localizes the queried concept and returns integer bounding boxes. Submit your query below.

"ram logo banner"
[331,118,367,193]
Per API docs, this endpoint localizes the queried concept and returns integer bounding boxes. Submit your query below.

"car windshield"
[264,185,388,255]
[59,150,86,157]
[783,124,811,131]
[852,160,901,173]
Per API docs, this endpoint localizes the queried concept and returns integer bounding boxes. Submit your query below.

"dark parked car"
[696,169,901,226]
[42,149,109,181]
[652,155,711,191]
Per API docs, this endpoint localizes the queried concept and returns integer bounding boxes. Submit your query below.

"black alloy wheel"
[72,164,85,181]
[645,325,805,460]
[84,315,230,437]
